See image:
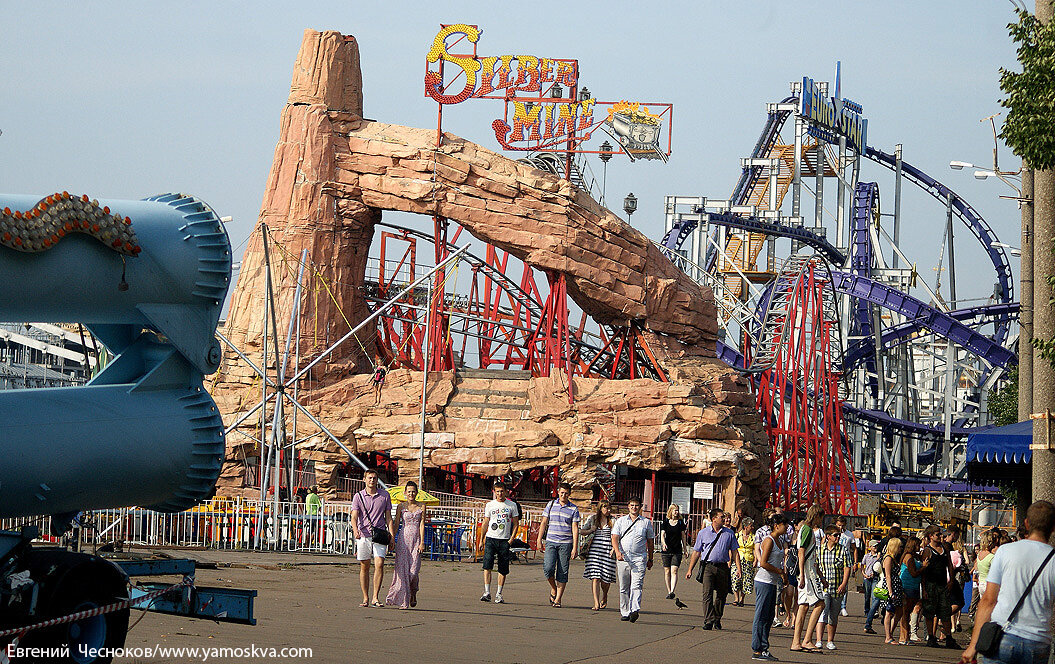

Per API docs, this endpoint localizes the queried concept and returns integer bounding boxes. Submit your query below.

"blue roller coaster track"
[664,97,1018,463]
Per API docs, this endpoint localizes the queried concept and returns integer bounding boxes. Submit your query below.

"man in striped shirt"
[536,482,580,608]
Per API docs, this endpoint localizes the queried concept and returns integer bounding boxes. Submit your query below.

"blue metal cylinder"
[0,192,231,518]
[0,193,229,323]
[0,381,223,518]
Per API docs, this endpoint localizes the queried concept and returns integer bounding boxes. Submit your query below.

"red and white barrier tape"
[0,576,192,639]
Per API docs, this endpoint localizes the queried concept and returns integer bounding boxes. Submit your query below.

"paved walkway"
[116,549,964,663]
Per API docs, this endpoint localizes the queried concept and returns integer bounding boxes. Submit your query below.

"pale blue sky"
[0,1,1024,305]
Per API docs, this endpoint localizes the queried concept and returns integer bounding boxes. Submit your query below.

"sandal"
[549,593,557,606]
[371,601,384,608]
[552,602,561,608]
[599,600,607,609]
[591,606,599,611]
[359,601,369,607]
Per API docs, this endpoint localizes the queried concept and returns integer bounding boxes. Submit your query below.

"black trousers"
[701,562,732,625]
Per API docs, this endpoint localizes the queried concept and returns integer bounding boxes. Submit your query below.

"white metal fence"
[0,493,561,560]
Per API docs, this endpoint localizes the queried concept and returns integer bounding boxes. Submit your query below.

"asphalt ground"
[114,549,964,664]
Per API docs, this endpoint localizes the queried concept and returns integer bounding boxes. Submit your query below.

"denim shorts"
[482,537,511,575]
[543,541,572,583]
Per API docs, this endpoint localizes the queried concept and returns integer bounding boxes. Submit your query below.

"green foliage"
[999,7,1055,170]
[988,366,1019,426]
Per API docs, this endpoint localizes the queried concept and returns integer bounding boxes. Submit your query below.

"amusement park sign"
[800,76,868,153]
[424,24,672,161]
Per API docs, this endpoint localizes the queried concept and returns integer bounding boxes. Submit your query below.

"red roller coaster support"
[427,216,456,371]
[528,272,574,401]
[754,259,857,514]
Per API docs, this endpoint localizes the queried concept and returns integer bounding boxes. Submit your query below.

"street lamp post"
[599,141,613,206]
[623,192,637,224]
[950,133,1032,409]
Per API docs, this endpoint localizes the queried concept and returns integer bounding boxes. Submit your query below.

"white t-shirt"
[484,499,518,540]
[987,539,1055,645]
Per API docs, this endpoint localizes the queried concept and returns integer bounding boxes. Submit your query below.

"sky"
[0,1,1026,309]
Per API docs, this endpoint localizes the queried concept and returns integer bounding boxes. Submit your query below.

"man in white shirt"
[481,481,519,604]
[612,497,655,623]
[961,500,1055,664]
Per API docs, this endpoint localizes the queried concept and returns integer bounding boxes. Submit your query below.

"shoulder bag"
[976,547,1055,658]
[370,523,391,546]
[577,515,596,560]
[873,555,892,601]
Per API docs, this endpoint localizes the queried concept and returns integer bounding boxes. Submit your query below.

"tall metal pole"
[255,225,271,548]
[279,252,307,495]
[419,275,433,487]
[1035,0,1055,507]
[893,144,903,269]
[815,142,825,241]
[271,394,283,544]
[1021,165,1035,422]
[792,81,804,255]
[836,136,847,250]
[947,194,957,308]
[944,340,955,477]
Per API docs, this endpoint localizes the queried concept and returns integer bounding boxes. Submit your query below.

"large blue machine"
[0,192,235,661]
[0,193,229,519]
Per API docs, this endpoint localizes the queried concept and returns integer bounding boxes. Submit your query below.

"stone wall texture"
[209,29,768,512]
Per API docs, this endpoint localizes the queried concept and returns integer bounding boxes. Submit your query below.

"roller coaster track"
[661,97,798,260]
[849,182,880,398]
[750,254,856,511]
[829,271,1015,369]
[366,222,659,380]
[863,146,1014,310]
[695,212,1016,372]
[841,302,1020,373]
[698,212,844,265]
[699,164,1017,443]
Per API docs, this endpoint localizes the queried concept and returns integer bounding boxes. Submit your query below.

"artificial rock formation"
[209,29,767,511]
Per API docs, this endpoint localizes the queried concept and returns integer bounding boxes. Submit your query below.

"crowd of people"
[342,469,1055,664]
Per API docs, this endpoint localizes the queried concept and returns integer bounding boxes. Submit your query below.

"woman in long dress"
[581,500,617,611]
[385,481,426,609]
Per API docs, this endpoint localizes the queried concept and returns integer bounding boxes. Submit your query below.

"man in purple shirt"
[350,469,394,608]
[686,508,741,629]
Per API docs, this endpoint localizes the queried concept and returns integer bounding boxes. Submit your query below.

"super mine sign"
[800,76,867,153]
[424,24,672,161]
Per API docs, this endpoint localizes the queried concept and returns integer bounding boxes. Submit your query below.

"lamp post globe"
[599,141,613,164]
[623,192,638,223]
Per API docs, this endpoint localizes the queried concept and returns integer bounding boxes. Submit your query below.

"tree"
[1000,8,1055,170]
[988,366,1019,426]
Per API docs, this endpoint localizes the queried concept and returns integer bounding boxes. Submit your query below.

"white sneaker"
[814,642,822,649]
[494,594,504,604]
[840,608,848,617]
[773,617,782,627]
[826,642,836,650]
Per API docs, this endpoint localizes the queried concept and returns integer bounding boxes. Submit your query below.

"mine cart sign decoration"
[799,75,867,153]
[424,23,672,162]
